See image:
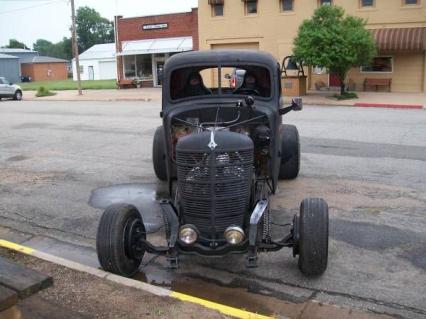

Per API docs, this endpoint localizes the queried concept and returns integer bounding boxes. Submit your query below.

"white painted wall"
[72,59,116,80]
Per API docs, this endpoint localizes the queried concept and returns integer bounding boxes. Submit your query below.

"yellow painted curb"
[0,239,34,254]
[171,291,274,319]
[0,239,276,319]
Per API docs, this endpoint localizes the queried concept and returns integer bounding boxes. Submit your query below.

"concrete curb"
[0,239,276,319]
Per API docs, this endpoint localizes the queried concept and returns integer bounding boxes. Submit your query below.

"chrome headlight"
[224,226,245,245]
[178,225,198,245]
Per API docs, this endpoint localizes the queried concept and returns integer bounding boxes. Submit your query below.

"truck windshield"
[170,65,271,100]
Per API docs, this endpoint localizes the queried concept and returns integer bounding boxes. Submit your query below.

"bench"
[364,78,392,92]
[0,256,52,313]
[117,79,135,89]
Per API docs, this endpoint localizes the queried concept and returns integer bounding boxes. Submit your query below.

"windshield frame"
[165,61,276,105]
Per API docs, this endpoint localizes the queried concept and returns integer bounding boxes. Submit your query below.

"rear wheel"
[279,124,300,179]
[13,90,22,101]
[153,126,167,181]
[297,198,328,277]
[96,204,145,277]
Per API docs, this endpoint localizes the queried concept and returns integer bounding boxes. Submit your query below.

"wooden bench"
[0,257,52,313]
[364,78,392,92]
[117,79,135,89]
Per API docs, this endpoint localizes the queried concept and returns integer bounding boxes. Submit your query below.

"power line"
[0,0,66,15]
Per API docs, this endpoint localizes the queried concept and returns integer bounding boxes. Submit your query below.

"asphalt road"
[0,100,425,318]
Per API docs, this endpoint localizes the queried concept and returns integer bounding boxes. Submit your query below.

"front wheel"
[96,204,145,277]
[297,198,329,277]
[152,126,167,181]
[279,124,300,180]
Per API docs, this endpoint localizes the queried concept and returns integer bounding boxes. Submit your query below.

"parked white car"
[0,77,22,101]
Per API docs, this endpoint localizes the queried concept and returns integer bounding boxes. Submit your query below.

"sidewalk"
[21,88,426,109]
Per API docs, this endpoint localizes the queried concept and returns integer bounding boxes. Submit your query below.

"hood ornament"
[208,130,217,150]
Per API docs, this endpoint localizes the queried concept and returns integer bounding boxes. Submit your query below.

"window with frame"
[79,66,84,74]
[245,0,258,15]
[403,0,419,5]
[360,0,374,7]
[281,0,294,11]
[319,0,332,5]
[212,3,224,16]
[361,57,393,73]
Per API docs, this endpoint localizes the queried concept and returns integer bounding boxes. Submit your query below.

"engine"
[176,130,254,242]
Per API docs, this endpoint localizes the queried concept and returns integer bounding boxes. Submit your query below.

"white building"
[72,43,116,81]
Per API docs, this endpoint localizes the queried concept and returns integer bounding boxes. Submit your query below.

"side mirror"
[279,97,303,116]
[224,74,231,80]
[291,97,303,111]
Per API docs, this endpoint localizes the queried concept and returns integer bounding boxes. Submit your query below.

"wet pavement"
[0,100,425,318]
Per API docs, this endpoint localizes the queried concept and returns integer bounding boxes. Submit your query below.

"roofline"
[117,8,197,21]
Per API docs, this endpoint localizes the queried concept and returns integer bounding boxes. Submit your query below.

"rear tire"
[96,204,145,277]
[279,124,300,179]
[153,126,167,181]
[297,198,329,277]
[13,90,22,101]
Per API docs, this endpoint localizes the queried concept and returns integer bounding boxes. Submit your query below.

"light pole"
[70,0,82,95]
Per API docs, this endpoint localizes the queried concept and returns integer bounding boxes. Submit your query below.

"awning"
[208,0,224,4]
[371,27,426,51]
[118,37,192,56]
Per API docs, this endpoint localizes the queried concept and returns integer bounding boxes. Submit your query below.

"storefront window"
[124,55,153,80]
[361,57,393,73]
[136,55,153,80]
[124,55,136,78]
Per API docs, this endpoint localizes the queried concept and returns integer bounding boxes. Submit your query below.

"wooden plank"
[0,285,18,312]
[0,257,52,298]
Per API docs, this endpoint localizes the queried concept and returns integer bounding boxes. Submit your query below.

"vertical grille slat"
[176,131,253,240]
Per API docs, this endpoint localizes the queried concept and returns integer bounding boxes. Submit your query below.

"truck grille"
[176,141,253,239]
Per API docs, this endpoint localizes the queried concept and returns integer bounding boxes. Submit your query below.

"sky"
[0,0,198,49]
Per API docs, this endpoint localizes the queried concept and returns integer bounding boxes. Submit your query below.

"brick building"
[21,56,68,81]
[115,9,198,87]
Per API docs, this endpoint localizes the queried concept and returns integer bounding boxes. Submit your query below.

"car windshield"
[170,65,271,100]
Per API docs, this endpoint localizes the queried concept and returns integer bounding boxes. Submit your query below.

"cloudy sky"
[0,0,198,48]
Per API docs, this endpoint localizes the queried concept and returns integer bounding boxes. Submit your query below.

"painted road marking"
[0,239,277,319]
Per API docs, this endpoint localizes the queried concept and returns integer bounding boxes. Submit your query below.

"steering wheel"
[233,88,260,96]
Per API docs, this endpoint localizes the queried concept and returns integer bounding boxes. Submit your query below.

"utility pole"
[71,0,82,95]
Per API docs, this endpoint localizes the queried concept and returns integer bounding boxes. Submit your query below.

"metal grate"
[176,149,253,239]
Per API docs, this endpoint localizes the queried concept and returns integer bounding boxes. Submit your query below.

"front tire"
[279,124,300,179]
[96,204,145,277]
[297,198,329,277]
[13,90,22,101]
[152,126,167,181]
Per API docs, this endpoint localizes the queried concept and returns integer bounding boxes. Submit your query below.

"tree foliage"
[33,38,72,60]
[2,39,29,50]
[293,5,376,94]
[76,6,114,53]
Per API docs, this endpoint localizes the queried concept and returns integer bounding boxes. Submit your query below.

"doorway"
[88,66,94,80]
[153,57,166,87]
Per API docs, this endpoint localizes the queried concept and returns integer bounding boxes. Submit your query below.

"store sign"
[142,23,168,31]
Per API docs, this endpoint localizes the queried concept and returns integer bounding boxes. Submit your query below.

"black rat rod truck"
[96,50,329,277]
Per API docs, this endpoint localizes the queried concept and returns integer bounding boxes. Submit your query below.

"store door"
[153,59,165,87]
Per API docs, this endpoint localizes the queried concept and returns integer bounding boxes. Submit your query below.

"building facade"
[115,9,198,87]
[21,56,68,81]
[72,43,116,81]
[198,0,426,92]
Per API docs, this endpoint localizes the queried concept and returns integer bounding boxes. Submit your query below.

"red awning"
[371,27,426,51]
[208,0,224,4]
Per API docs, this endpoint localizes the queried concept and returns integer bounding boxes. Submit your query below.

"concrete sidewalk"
[20,88,426,108]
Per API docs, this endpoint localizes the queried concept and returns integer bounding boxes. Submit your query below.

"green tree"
[33,38,72,60]
[293,5,376,95]
[3,39,29,50]
[76,6,114,53]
